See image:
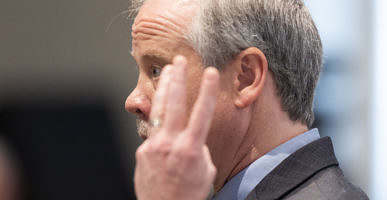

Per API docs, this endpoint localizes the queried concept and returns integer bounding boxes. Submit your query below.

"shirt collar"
[212,128,320,200]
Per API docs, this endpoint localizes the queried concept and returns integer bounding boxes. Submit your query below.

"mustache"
[136,119,150,140]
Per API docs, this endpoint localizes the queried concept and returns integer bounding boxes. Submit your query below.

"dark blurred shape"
[0,101,134,200]
[0,136,20,200]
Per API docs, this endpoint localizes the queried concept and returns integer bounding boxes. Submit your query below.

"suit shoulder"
[284,166,369,200]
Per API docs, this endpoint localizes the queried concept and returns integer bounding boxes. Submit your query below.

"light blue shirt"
[212,128,320,200]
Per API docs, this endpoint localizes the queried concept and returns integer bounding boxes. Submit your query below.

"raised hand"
[134,55,219,200]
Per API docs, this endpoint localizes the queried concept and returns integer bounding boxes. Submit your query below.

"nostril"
[135,108,147,120]
[136,108,145,118]
[125,94,150,119]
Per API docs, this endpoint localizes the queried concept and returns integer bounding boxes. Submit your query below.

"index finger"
[163,56,188,133]
[149,65,173,126]
[186,67,219,146]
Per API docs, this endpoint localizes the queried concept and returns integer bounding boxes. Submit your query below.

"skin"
[125,0,309,197]
[134,56,218,200]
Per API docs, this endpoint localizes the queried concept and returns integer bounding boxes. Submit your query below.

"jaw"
[205,100,253,192]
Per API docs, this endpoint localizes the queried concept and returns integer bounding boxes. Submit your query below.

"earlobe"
[234,47,268,109]
[235,91,253,108]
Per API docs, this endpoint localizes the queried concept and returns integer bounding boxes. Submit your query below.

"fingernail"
[162,65,173,76]
[205,67,220,80]
[174,55,187,66]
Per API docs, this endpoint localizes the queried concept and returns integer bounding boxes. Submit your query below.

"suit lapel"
[245,137,339,200]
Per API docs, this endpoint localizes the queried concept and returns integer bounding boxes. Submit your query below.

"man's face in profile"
[126,0,204,140]
[125,0,249,189]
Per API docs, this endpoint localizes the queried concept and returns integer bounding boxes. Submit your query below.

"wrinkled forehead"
[133,0,199,31]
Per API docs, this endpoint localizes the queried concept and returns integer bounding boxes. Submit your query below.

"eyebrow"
[137,48,172,64]
[142,53,171,65]
[130,50,172,71]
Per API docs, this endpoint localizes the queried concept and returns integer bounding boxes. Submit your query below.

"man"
[125,0,369,199]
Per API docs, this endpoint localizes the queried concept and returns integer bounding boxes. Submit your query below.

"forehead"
[135,0,198,22]
[133,0,198,34]
[131,0,199,60]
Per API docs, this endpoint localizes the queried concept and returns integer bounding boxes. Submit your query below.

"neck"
[222,102,308,190]
[212,75,309,192]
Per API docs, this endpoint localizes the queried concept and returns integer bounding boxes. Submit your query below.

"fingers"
[163,56,188,133]
[187,67,219,146]
[151,55,219,147]
[149,65,173,130]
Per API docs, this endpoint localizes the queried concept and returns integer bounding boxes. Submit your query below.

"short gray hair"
[128,0,146,19]
[129,0,323,128]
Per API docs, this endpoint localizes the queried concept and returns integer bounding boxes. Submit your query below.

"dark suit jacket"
[245,137,368,200]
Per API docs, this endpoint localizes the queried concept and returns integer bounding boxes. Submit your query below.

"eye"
[151,65,162,78]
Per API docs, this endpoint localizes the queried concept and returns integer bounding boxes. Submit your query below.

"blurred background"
[0,0,385,199]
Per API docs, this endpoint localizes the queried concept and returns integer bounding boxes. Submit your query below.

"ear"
[234,47,268,108]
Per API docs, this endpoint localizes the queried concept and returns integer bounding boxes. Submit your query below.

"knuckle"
[187,150,200,161]
[135,139,173,160]
[135,144,148,160]
[178,147,200,161]
[209,164,217,177]
[153,140,172,156]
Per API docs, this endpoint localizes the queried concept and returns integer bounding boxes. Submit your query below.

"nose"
[125,86,151,120]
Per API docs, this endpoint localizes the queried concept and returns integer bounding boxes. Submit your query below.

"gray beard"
[136,119,150,139]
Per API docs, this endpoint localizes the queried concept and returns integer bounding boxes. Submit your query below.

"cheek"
[205,100,238,169]
[185,67,204,116]
[212,93,235,136]
[185,84,200,117]
[136,74,157,105]
[205,88,243,164]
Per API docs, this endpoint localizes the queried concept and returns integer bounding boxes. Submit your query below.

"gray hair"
[129,0,323,128]
[128,0,146,19]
